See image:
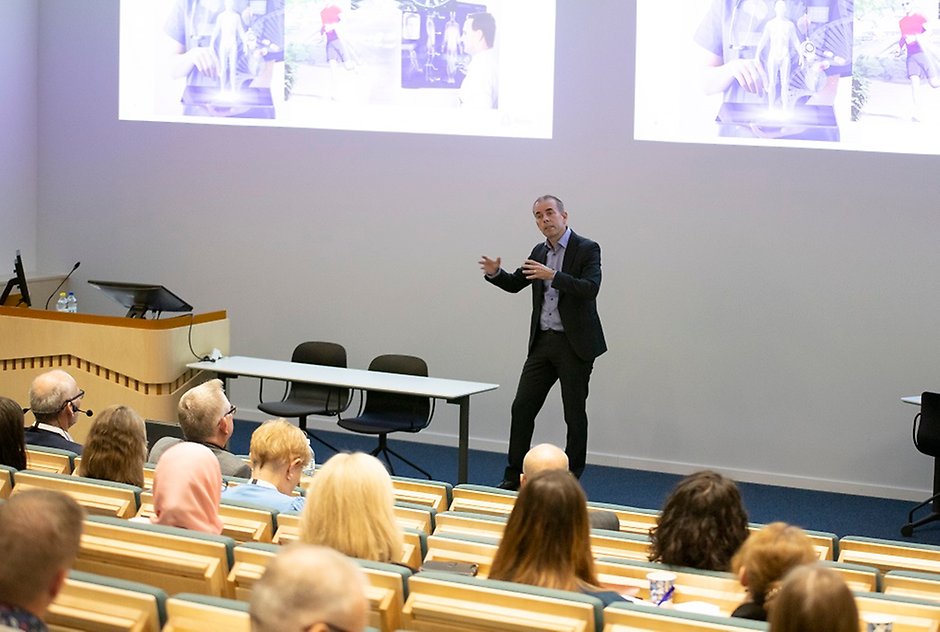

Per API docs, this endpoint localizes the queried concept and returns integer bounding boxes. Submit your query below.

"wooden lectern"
[0,306,229,443]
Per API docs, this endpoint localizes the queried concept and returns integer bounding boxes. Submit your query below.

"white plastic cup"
[647,570,677,606]
[863,614,894,632]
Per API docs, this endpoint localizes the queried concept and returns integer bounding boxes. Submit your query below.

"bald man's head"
[520,443,569,486]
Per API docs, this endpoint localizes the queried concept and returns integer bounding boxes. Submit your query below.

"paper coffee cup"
[863,613,894,632]
[647,570,677,606]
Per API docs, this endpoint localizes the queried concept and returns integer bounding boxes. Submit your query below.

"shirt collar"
[0,603,47,632]
[249,478,278,490]
[34,423,74,442]
[547,227,572,251]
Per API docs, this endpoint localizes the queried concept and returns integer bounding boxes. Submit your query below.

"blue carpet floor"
[230,420,940,546]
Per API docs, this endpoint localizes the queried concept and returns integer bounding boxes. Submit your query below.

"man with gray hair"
[521,443,620,531]
[0,489,85,631]
[148,379,250,478]
[250,544,368,632]
[25,370,88,454]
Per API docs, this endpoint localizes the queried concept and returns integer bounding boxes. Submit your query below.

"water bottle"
[66,291,78,313]
[55,292,68,312]
[303,441,316,478]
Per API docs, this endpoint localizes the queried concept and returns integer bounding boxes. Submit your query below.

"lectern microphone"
[44,261,81,310]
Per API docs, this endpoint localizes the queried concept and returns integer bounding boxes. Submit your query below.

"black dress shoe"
[497,479,519,491]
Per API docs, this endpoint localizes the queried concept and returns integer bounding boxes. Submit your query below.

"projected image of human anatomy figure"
[164,0,285,118]
[693,0,852,140]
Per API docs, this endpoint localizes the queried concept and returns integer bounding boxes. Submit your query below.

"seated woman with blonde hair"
[150,442,223,535]
[300,452,403,564]
[221,419,311,513]
[489,469,625,606]
[79,405,147,487]
[768,564,858,632]
[730,522,817,621]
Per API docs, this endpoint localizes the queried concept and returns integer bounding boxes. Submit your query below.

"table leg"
[455,395,470,484]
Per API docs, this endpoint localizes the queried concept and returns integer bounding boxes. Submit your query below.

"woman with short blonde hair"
[730,522,817,621]
[300,452,402,563]
[79,405,147,487]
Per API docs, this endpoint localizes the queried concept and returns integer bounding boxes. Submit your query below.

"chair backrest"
[603,600,769,631]
[136,492,276,543]
[916,392,940,456]
[883,569,940,602]
[423,533,500,579]
[402,570,605,632]
[75,515,235,598]
[228,542,279,601]
[449,483,517,516]
[163,593,250,632]
[289,341,350,411]
[838,536,940,575]
[594,557,745,615]
[394,501,436,534]
[12,469,141,518]
[587,500,659,536]
[391,475,453,514]
[363,354,431,431]
[25,445,76,474]
[434,511,508,540]
[819,560,883,593]
[47,570,168,632]
[854,591,940,631]
[590,529,653,563]
[0,464,15,500]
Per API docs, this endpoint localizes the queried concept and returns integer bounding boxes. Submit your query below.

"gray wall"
[0,0,37,267]
[26,0,940,499]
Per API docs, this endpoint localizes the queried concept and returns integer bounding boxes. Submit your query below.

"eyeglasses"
[224,404,237,418]
[58,389,85,413]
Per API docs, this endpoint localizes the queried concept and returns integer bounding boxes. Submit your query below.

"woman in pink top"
[151,442,224,534]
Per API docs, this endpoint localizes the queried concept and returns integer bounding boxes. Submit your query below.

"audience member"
[150,442,223,534]
[148,379,250,478]
[730,522,817,621]
[521,443,619,531]
[300,452,403,564]
[0,490,84,630]
[79,405,148,487]
[24,370,87,454]
[648,470,749,571]
[768,564,859,632]
[221,419,310,512]
[249,543,368,632]
[489,469,625,606]
[0,396,27,470]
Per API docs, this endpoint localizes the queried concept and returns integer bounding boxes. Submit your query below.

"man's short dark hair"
[0,490,84,608]
[534,194,565,213]
[469,12,496,48]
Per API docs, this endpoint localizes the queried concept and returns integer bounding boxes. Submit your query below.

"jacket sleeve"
[551,239,601,299]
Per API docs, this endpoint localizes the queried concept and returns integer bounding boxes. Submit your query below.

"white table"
[188,356,499,483]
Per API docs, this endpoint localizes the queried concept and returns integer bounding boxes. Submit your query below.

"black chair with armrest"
[902,391,940,536]
[337,354,435,479]
[257,341,351,454]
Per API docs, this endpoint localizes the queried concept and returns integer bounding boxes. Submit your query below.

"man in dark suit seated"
[522,443,620,531]
[148,378,251,478]
[0,489,84,630]
[24,369,87,454]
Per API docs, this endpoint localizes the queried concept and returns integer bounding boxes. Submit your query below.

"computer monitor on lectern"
[88,280,192,319]
[0,251,31,307]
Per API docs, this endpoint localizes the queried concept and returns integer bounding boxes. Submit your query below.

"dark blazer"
[25,426,83,455]
[487,230,606,362]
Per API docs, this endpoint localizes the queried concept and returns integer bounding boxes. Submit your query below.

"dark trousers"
[504,330,594,481]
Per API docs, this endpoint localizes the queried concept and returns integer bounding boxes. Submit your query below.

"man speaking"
[480,194,606,490]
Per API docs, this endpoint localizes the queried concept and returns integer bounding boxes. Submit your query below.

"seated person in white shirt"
[221,418,311,513]
[24,370,88,454]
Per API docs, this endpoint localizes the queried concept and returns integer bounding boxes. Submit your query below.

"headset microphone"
[72,404,94,417]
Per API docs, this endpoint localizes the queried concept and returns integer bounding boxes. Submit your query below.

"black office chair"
[258,341,351,453]
[901,391,940,536]
[337,354,435,479]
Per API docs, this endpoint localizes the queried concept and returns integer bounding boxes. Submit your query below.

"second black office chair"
[901,391,940,536]
[337,354,435,479]
[258,341,351,453]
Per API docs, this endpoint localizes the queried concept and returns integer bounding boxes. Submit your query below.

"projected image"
[119,0,555,138]
[853,0,940,125]
[163,0,285,119]
[637,1,940,154]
